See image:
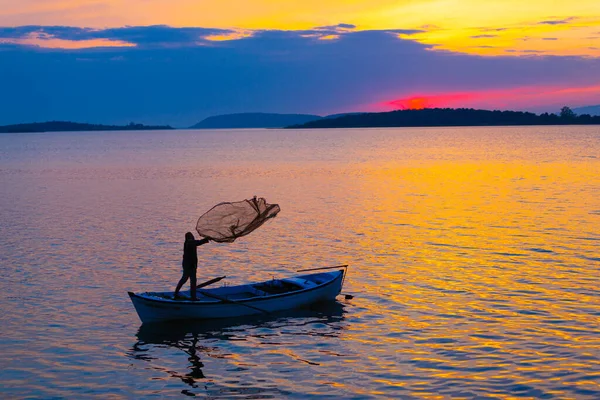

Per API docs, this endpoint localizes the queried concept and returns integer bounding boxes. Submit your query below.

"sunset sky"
[1,0,599,125]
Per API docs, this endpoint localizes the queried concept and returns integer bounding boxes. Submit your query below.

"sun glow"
[380,84,600,112]
[387,94,475,110]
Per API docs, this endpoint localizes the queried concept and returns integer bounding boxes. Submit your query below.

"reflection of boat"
[128,302,346,392]
[128,269,346,323]
[135,300,347,343]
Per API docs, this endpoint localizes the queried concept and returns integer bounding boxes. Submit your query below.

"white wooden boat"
[128,268,346,323]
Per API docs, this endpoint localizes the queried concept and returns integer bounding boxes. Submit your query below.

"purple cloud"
[537,17,576,25]
[314,23,356,31]
[0,25,599,126]
[0,25,238,48]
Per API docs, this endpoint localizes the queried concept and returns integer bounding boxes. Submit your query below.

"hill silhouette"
[287,108,600,129]
[4,108,599,133]
[189,113,322,129]
[0,121,173,133]
[573,104,600,116]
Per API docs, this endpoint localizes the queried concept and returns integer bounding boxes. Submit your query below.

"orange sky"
[1,0,599,56]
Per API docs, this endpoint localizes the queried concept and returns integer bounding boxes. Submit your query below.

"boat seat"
[282,277,318,289]
[252,280,303,294]
[249,287,269,296]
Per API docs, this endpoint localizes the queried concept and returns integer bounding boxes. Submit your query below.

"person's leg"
[190,269,198,300]
[175,272,190,296]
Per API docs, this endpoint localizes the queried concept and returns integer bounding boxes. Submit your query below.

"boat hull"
[129,270,345,323]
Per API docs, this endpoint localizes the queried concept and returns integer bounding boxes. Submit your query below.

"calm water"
[0,126,599,399]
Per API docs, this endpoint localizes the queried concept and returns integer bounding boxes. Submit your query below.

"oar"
[198,290,270,314]
[296,264,348,272]
[197,276,226,289]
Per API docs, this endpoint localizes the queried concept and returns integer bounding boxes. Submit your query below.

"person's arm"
[196,238,210,246]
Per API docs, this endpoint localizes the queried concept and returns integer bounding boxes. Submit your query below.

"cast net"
[196,197,280,243]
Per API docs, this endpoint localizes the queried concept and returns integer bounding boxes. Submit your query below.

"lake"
[0,126,599,398]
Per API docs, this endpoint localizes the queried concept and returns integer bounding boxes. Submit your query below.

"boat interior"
[144,271,339,302]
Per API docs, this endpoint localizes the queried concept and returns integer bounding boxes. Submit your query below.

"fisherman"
[174,232,210,300]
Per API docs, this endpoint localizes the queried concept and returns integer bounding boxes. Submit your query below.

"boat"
[128,267,347,323]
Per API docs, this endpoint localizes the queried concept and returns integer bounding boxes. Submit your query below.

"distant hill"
[189,113,322,129]
[573,105,600,116]
[0,121,174,133]
[322,112,366,119]
[287,108,600,129]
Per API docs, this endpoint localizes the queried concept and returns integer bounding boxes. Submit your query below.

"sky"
[0,0,599,126]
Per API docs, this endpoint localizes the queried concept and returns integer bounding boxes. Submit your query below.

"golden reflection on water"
[0,126,598,398]
[341,153,599,397]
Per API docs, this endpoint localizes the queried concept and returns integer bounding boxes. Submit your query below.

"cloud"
[386,29,425,35]
[99,25,240,47]
[0,25,244,48]
[470,34,498,39]
[1,25,599,126]
[418,24,441,31]
[0,30,135,49]
[536,17,576,25]
[0,24,430,49]
[314,23,356,31]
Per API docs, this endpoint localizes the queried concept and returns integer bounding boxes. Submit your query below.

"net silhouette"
[196,197,280,243]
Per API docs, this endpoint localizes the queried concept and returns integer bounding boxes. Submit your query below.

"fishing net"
[196,197,280,243]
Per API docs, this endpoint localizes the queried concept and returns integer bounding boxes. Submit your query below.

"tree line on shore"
[0,121,173,133]
[287,106,600,129]
[1,107,598,133]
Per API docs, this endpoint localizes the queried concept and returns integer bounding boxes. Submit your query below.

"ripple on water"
[1,127,600,398]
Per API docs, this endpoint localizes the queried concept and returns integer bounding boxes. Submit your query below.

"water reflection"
[128,302,346,397]
[2,127,599,398]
